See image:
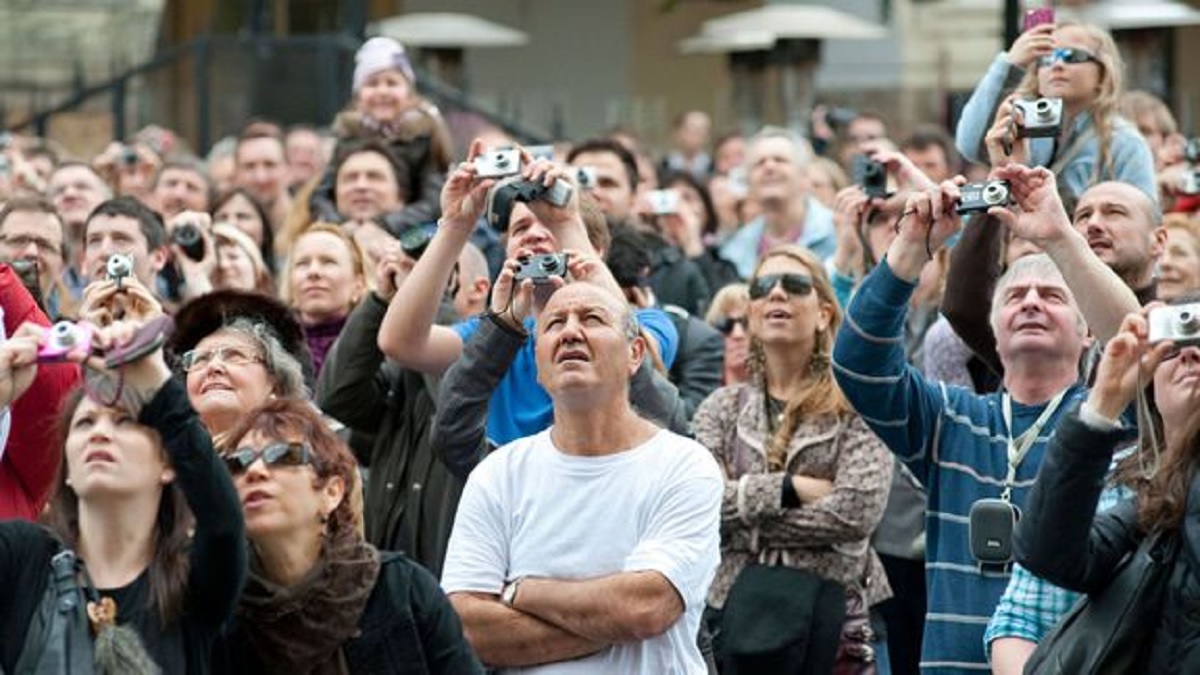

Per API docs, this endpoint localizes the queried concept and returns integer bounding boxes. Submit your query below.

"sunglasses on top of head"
[748,273,814,301]
[1040,47,1099,68]
[221,441,312,476]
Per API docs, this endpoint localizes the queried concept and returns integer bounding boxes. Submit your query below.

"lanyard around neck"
[999,388,1069,502]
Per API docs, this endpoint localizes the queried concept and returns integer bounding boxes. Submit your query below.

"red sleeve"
[0,266,81,519]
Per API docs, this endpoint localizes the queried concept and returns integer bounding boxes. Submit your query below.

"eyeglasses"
[221,442,312,476]
[748,273,815,301]
[1040,47,1099,68]
[180,345,264,372]
[712,316,749,335]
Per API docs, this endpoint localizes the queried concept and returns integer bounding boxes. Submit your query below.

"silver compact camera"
[956,180,1013,215]
[1181,170,1200,196]
[106,253,134,286]
[1013,97,1064,138]
[474,148,522,179]
[514,253,569,283]
[646,189,680,215]
[1148,303,1200,348]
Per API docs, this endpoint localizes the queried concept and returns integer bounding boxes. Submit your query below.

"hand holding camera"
[440,139,498,230]
[1007,23,1056,70]
[166,211,213,265]
[888,179,966,279]
[986,164,1073,248]
[1087,306,1180,421]
[80,271,164,327]
[0,322,50,409]
[491,249,568,332]
[373,242,413,300]
[985,98,1031,168]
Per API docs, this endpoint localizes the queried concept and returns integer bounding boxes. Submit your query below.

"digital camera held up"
[957,181,1014,215]
[646,189,679,215]
[1013,98,1064,139]
[514,253,569,284]
[1148,303,1200,349]
[172,223,206,262]
[485,176,574,232]
[852,155,888,200]
[574,166,598,191]
[106,253,134,287]
[474,148,522,179]
[37,321,94,363]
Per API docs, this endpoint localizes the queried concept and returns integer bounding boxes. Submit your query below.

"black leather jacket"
[1015,406,1200,674]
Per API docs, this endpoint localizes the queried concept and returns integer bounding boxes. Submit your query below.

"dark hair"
[606,227,652,290]
[221,398,358,537]
[155,156,216,211]
[661,171,719,237]
[1136,290,1200,531]
[45,388,193,625]
[212,187,278,273]
[567,138,640,191]
[86,196,167,250]
[331,138,411,203]
[901,125,960,173]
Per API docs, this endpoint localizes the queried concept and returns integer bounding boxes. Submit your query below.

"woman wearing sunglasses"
[215,398,482,674]
[691,245,893,673]
[0,316,246,673]
[705,282,752,385]
[955,21,1155,200]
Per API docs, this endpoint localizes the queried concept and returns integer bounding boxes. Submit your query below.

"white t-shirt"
[442,427,723,675]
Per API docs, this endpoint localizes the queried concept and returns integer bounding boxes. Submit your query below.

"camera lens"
[983,183,1008,205]
[539,256,559,272]
[51,322,76,346]
[173,224,205,262]
[1034,99,1052,119]
[1178,311,1200,334]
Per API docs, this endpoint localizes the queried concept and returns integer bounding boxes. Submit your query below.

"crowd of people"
[0,18,1198,675]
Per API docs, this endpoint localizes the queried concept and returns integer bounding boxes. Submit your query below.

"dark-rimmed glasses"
[712,316,749,335]
[749,273,815,301]
[221,442,312,476]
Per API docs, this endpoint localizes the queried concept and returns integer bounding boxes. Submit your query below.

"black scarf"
[237,530,381,675]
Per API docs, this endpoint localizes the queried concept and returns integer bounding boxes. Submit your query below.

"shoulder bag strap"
[15,549,94,675]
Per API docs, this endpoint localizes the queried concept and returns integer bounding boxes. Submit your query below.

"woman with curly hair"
[691,245,893,673]
[955,21,1155,199]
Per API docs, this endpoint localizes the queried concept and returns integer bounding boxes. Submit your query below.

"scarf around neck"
[238,529,381,675]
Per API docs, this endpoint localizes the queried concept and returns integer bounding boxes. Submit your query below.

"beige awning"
[681,4,888,53]
[1061,0,1200,30]
[371,12,529,48]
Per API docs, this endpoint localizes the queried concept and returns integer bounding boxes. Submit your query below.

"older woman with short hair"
[216,398,482,674]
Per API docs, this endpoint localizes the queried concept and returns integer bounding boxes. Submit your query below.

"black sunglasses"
[712,316,749,335]
[221,442,312,476]
[749,273,814,301]
[1040,47,1099,68]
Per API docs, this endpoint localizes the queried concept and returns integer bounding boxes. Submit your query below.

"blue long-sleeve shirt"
[955,53,1157,200]
[831,259,1086,674]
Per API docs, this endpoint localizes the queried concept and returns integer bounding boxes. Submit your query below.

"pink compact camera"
[37,322,93,363]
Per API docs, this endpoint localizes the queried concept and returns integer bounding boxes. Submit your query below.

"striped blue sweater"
[832,261,1087,674]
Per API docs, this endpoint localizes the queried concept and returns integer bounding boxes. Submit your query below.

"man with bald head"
[1070,180,1164,299]
[442,279,721,673]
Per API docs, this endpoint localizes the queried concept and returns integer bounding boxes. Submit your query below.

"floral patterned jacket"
[692,383,894,608]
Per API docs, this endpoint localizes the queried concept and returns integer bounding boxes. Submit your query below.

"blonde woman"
[955,21,1155,199]
[284,223,366,378]
[692,245,892,673]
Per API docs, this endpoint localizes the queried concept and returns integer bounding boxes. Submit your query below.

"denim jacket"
[955,53,1157,200]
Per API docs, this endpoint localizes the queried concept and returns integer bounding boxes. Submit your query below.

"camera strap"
[1000,388,1068,502]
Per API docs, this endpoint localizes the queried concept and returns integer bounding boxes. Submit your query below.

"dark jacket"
[641,231,713,317]
[221,552,483,675]
[663,305,724,420]
[317,293,462,577]
[1015,407,1200,674]
[431,311,692,478]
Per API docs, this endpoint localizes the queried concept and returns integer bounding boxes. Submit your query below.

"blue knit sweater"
[832,260,1087,674]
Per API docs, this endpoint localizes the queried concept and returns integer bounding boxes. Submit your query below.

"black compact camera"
[957,180,1013,215]
[852,155,888,199]
[1013,98,1064,139]
[399,224,436,260]
[120,145,139,167]
[969,499,1020,567]
[514,253,569,283]
[485,176,574,232]
[172,223,205,262]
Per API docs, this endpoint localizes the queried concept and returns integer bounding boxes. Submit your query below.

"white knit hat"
[353,37,416,91]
